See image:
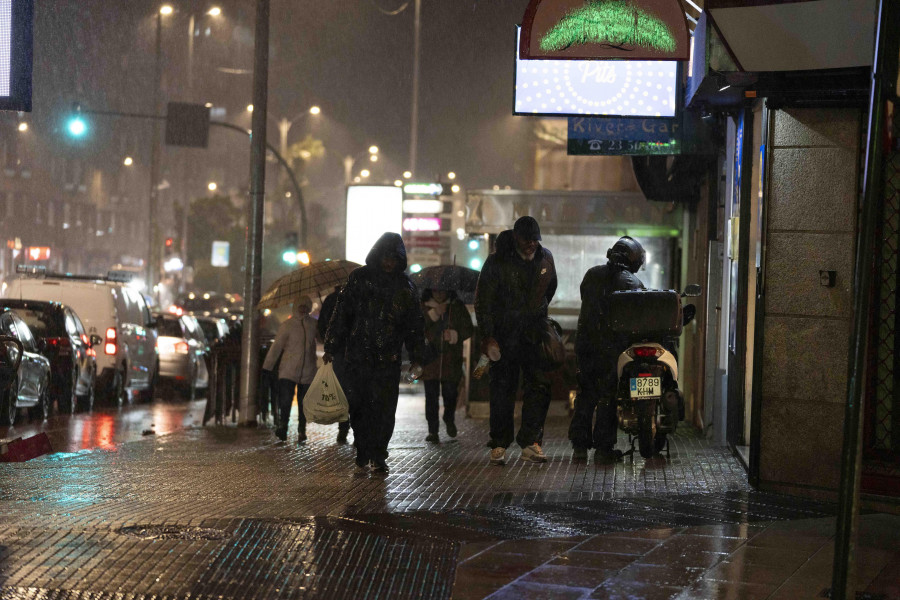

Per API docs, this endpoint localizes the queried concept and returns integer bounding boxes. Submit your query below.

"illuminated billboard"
[514,27,677,118]
[519,0,690,61]
[345,185,403,265]
[0,0,32,111]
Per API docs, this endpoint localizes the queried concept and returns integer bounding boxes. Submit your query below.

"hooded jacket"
[575,261,645,365]
[262,303,318,384]
[324,233,426,366]
[474,228,557,357]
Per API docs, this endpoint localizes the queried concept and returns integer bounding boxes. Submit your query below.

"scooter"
[607,284,701,459]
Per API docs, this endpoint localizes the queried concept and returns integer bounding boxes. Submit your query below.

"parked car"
[154,312,209,400]
[174,292,243,319]
[0,336,24,395]
[5,269,159,405]
[0,308,52,425]
[195,315,230,347]
[0,300,100,413]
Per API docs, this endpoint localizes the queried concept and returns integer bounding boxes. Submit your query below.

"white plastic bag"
[302,363,349,425]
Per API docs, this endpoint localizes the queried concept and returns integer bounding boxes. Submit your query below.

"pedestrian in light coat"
[323,233,426,473]
[421,288,474,443]
[262,295,318,443]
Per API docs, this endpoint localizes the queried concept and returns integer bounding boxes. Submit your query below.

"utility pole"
[408,0,421,177]
[148,11,163,295]
[238,0,271,426]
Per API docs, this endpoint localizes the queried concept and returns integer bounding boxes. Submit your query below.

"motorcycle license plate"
[630,377,661,398]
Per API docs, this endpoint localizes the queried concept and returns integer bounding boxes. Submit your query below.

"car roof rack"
[15,264,134,283]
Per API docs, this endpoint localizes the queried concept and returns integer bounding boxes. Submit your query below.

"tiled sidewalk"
[0,395,897,599]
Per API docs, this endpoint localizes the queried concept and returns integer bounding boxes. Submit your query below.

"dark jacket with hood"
[575,261,645,366]
[324,233,426,367]
[474,229,557,357]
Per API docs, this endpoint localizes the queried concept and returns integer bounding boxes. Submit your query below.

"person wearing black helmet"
[569,236,646,462]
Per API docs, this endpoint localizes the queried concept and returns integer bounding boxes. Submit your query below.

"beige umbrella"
[257,260,360,310]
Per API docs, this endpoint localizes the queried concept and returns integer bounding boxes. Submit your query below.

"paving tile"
[680,522,768,539]
[768,579,835,600]
[551,550,636,571]
[704,559,801,587]
[520,564,617,588]
[724,543,815,570]
[865,551,900,598]
[590,580,683,600]
[656,533,747,555]
[491,538,583,558]
[459,540,503,564]
[637,546,726,569]
[677,579,778,600]
[576,534,662,555]
[491,581,592,600]
[612,563,707,587]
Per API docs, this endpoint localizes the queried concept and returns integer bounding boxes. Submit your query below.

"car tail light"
[628,346,663,359]
[46,337,70,348]
[81,333,90,346]
[104,327,117,356]
[175,341,189,355]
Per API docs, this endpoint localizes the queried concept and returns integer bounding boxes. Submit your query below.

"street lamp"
[448,171,456,180]
[403,170,412,179]
[208,182,217,191]
[123,156,134,166]
[276,105,322,158]
[344,145,380,184]
[159,4,173,15]
[207,6,221,16]
[17,122,28,132]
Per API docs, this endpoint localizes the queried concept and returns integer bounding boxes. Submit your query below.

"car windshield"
[10,308,63,338]
[157,317,184,338]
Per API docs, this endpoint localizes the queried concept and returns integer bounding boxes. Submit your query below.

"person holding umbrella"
[421,288,474,443]
[262,295,318,443]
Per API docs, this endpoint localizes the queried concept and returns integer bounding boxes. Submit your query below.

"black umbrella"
[410,265,480,304]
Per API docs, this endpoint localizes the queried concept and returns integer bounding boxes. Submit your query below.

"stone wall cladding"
[759,108,861,493]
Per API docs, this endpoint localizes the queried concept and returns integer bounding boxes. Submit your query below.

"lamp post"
[276,105,321,158]
[148,5,169,293]
[343,145,380,185]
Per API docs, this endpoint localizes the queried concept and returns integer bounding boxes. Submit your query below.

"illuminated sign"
[515,27,677,117]
[211,241,230,267]
[26,246,49,260]
[519,0,690,61]
[403,182,444,196]
[346,185,403,265]
[403,199,444,214]
[0,0,33,111]
[567,116,680,155]
[403,217,441,232]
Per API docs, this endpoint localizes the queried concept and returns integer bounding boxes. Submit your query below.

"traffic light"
[65,103,88,138]
[66,115,87,137]
[466,235,487,271]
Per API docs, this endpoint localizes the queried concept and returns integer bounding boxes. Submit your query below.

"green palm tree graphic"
[540,0,676,53]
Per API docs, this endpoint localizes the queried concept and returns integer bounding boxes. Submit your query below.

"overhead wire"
[366,0,411,16]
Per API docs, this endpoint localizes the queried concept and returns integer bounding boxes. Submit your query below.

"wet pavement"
[0,394,897,599]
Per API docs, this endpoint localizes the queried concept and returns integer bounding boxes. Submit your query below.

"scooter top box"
[607,289,683,339]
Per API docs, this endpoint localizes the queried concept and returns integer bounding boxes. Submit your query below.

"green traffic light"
[67,116,87,137]
[282,250,296,264]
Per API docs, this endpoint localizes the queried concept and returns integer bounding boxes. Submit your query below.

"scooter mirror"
[682,284,702,297]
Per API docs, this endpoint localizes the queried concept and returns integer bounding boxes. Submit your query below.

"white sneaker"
[489,447,507,465]
[521,443,548,463]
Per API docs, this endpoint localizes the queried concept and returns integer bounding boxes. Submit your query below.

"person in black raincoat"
[474,216,557,465]
[323,233,425,473]
[569,236,646,461]
[421,288,474,442]
[317,285,351,444]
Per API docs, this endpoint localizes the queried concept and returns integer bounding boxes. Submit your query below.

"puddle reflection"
[0,399,206,454]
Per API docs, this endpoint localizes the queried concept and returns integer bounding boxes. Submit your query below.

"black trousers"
[278,378,350,435]
[424,379,459,433]
[488,351,551,449]
[277,379,310,433]
[345,362,401,462]
[568,356,619,450]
